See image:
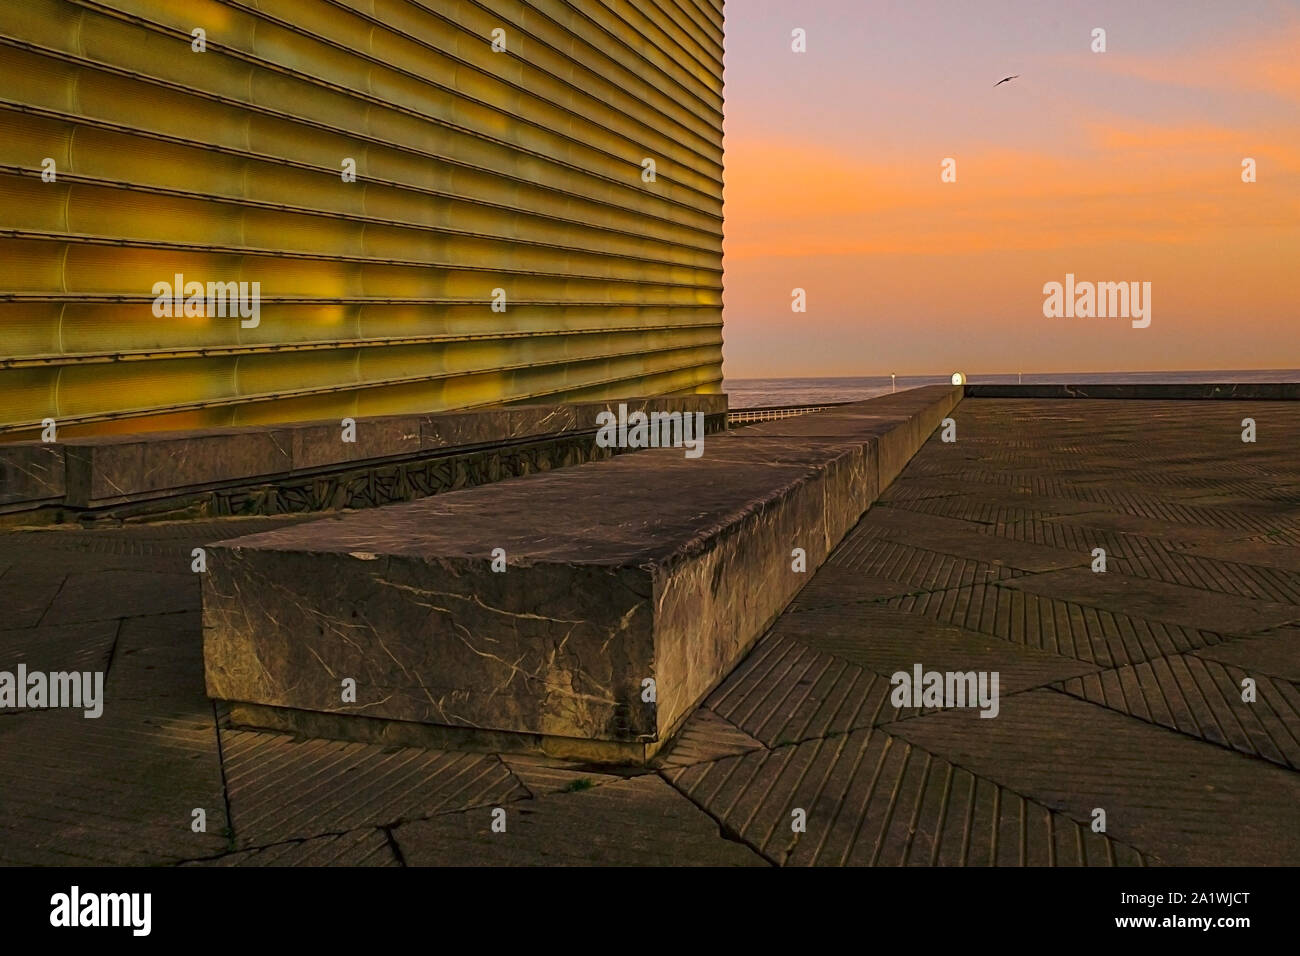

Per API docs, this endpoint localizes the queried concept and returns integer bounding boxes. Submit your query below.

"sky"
[720,0,1300,377]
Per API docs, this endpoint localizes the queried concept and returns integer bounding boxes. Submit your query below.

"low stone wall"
[965,383,1300,400]
[0,397,726,522]
[202,385,963,763]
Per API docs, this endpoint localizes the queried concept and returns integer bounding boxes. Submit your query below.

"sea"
[723,370,1300,409]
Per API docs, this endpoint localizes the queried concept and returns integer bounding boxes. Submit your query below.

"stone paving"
[1,398,1298,866]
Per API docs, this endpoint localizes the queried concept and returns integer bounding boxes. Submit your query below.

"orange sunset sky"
[720,0,1300,378]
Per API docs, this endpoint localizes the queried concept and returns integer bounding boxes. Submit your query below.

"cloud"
[724,132,1298,261]
[1084,19,1300,103]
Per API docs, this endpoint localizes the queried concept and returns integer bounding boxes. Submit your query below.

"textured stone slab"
[875,476,970,502]
[652,708,766,769]
[1252,528,1300,548]
[1110,549,1300,604]
[1030,510,1259,545]
[2,397,727,511]
[788,564,947,611]
[219,727,526,848]
[744,390,959,488]
[700,436,882,537]
[781,603,1100,696]
[0,619,118,687]
[826,535,1022,588]
[847,505,991,539]
[107,612,206,704]
[0,443,64,512]
[1176,538,1300,574]
[391,774,768,866]
[664,728,1146,866]
[203,387,963,758]
[419,396,727,451]
[1191,628,1300,683]
[891,487,1109,520]
[63,427,296,508]
[0,562,68,628]
[1027,474,1295,504]
[887,582,1225,667]
[0,704,228,865]
[1001,567,1300,636]
[850,506,1092,571]
[990,518,1202,560]
[41,568,199,625]
[1054,655,1300,770]
[1072,497,1296,535]
[703,633,911,746]
[497,755,627,796]
[884,689,1300,865]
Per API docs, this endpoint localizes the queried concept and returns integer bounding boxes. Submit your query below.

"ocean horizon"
[723,369,1300,409]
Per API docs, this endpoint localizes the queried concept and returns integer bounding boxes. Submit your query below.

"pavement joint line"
[211,699,238,852]
[926,760,956,867]
[873,501,995,528]
[222,758,638,843]
[799,729,866,863]
[109,608,199,623]
[679,730,778,836]
[381,825,408,867]
[0,706,72,719]
[788,553,1101,614]
[796,557,1046,604]
[726,626,1087,731]
[837,521,1064,560]
[666,721,1158,866]
[880,575,1282,645]
[31,572,69,627]
[496,754,538,801]
[488,756,646,797]
[168,824,395,866]
[895,692,1260,856]
[102,616,126,677]
[1043,662,1300,773]
[788,590,937,614]
[867,737,914,866]
[872,712,1159,865]
[655,767,779,866]
[800,722,881,865]
[651,709,772,770]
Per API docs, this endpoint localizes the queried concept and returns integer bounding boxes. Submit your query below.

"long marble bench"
[202,385,963,763]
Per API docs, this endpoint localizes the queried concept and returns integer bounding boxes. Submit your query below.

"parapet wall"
[965,383,1300,400]
[0,395,727,522]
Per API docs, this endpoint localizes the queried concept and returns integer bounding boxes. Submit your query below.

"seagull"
[993,74,1019,88]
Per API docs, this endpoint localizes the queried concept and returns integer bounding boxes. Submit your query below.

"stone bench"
[202,385,963,763]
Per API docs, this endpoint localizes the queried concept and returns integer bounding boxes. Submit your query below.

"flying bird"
[993,75,1019,88]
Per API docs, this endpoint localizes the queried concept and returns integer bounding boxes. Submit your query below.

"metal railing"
[727,402,849,426]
